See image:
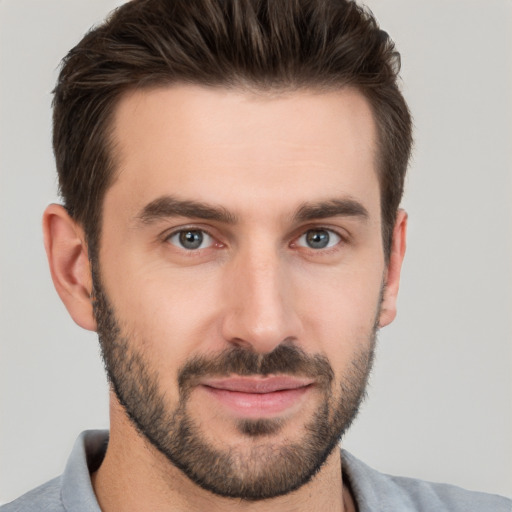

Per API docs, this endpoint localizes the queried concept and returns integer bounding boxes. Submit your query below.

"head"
[52,0,412,262]
[45,0,412,503]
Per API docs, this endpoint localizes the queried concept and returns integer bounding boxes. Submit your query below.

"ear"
[43,204,97,331]
[379,209,407,327]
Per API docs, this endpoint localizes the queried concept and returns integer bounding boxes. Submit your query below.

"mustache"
[178,344,334,392]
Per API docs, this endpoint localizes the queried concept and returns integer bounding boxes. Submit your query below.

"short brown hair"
[53,0,412,259]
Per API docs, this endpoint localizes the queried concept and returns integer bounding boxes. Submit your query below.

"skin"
[43,85,407,512]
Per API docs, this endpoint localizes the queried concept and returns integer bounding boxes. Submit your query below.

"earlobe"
[379,209,407,328]
[43,204,97,331]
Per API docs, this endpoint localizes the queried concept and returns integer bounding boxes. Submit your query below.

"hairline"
[85,80,390,262]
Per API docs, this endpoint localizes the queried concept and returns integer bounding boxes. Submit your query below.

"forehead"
[107,85,380,220]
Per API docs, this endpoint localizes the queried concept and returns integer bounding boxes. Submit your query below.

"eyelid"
[162,224,222,250]
[162,222,213,239]
[169,230,214,250]
[160,223,348,252]
[290,225,347,251]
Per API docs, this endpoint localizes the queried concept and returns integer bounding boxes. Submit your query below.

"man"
[2,0,510,511]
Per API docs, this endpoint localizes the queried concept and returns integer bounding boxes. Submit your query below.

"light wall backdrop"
[1,0,511,504]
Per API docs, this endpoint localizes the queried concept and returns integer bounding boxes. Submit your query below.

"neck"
[92,399,353,512]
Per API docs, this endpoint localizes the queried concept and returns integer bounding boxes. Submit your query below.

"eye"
[167,229,215,250]
[296,228,341,250]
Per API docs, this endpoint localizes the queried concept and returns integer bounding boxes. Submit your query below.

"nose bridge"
[221,238,298,353]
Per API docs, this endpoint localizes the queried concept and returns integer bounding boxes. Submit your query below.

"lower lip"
[201,385,311,417]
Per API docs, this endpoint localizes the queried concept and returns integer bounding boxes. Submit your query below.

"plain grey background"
[1,0,511,504]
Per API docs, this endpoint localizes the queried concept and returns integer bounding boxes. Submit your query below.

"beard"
[92,269,377,501]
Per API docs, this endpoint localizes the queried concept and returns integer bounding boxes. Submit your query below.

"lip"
[199,376,314,417]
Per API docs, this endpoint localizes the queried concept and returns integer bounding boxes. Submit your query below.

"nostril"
[229,337,254,351]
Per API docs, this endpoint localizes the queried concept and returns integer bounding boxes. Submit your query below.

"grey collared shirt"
[2,430,510,511]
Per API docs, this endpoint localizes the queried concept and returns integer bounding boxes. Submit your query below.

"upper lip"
[201,376,315,394]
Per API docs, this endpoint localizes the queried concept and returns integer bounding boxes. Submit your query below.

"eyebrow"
[136,195,238,225]
[135,195,369,226]
[294,198,369,222]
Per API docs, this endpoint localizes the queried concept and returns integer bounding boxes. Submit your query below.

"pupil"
[306,230,329,249]
[179,230,203,249]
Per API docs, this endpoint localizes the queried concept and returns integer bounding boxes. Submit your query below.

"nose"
[220,245,301,354]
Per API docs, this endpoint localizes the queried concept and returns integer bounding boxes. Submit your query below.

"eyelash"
[293,228,343,251]
[163,226,347,254]
[164,226,220,252]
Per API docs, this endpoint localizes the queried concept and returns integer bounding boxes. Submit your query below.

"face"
[94,85,390,499]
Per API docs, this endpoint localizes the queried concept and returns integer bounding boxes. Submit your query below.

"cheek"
[102,259,225,363]
[293,263,382,363]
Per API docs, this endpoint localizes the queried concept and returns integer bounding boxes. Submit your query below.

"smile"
[199,376,315,417]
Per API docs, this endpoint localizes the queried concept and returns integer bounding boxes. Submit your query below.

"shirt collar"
[61,430,108,512]
[61,430,397,512]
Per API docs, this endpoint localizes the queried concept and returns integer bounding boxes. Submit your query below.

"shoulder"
[342,450,512,512]
[0,477,64,512]
[1,430,107,512]
[382,473,512,512]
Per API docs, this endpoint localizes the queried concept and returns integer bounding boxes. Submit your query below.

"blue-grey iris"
[179,230,203,250]
[306,229,330,249]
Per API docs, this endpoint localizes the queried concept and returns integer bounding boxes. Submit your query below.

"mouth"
[199,375,315,418]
